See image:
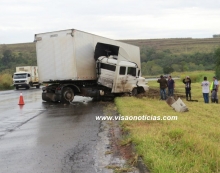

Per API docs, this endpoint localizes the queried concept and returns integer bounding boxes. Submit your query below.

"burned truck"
[35,29,148,103]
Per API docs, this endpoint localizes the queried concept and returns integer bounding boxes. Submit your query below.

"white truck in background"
[13,66,41,89]
[35,29,148,103]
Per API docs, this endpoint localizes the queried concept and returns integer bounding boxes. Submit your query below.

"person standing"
[183,76,191,101]
[167,75,175,97]
[201,77,210,103]
[210,76,219,103]
[157,75,168,100]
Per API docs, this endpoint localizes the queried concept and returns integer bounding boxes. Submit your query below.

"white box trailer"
[35,29,148,103]
[35,29,140,82]
[13,66,40,89]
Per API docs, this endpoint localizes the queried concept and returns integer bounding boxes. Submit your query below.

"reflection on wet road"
[0,89,107,173]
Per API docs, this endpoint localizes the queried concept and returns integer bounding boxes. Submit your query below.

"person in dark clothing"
[157,75,168,100]
[210,76,219,103]
[167,75,175,97]
[183,76,191,100]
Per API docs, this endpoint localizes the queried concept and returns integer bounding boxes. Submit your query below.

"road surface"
[0,88,110,173]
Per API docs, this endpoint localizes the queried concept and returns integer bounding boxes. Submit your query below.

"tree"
[151,65,163,75]
[214,47,220,78]
[171,64,181,72]
[1,50,12,66]
[141,62,148,75]
[163,66,174,74]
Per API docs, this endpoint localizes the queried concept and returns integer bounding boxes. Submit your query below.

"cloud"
[0,0,220,43]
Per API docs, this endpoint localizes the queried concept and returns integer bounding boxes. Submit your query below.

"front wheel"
[132,88,138,96]
[61,87,74,103]
[36,85,40,89]
[101,96,114,102]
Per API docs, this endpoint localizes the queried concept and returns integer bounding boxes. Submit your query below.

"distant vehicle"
[35,29,148,103]
[12,66,41,90]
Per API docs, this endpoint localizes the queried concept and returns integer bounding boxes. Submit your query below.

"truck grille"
[14,80,25,83]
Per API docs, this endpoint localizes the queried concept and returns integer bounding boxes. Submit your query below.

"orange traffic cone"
[18,92,25,105]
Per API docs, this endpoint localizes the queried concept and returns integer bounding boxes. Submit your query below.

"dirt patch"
[102,104,139,172]
[109,126,134,161]
[136,88,185,100]
[108,121,139,172]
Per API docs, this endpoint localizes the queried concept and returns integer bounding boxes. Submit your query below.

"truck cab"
[13,66,40,90]
[97,56,147,95]
[13,72,32,89]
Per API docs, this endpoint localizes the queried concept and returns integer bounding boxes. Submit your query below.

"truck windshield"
[127,67,136,77]
[14,74,27,79]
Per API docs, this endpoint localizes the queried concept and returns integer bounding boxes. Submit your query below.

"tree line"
[215,47,220,78]
[0,46,219,78]
[0,49,37,74]
[140,46,217,76]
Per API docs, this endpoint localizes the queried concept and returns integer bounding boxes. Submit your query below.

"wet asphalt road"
[0,88,106,173]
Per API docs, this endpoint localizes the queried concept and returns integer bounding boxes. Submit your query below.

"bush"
[0,73,13,90]
[215,66,220,79]
[180,74,202,83]
[179,71,214,83]
[2,83,11,89]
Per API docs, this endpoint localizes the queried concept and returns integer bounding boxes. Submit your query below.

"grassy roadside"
[0,73,13,90]
[115,78,220,172]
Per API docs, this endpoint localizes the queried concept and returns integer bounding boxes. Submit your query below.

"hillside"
[1,38,220,75]
[120,37,220,54]
[120,38,220,75]
[0,42,35,54]
[1,37,220,55]
[0,43,36,74]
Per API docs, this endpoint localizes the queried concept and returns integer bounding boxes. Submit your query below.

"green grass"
[115,78,220,173]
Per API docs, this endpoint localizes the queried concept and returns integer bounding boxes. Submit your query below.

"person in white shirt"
[201,77,210,103]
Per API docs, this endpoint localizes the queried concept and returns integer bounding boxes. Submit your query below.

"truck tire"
[36,85,40,89]
[101,96,114,102]
[16,86,19,90]
[42,93,52,102]
[61,87,74,103]
[132,88,138,96]
[137,87,145,94]
[92,97,101,102]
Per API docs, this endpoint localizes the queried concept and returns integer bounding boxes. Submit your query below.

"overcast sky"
[0,0,220,44]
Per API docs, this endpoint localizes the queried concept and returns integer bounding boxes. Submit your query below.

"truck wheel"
[61,87,74,103]
[137,87,145,94]
[42,93,51,102]
[92,97,101,102]
[16,86,19,90]
[101,97,114,102]
[132,88,138,96]
[36,85,40,89]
